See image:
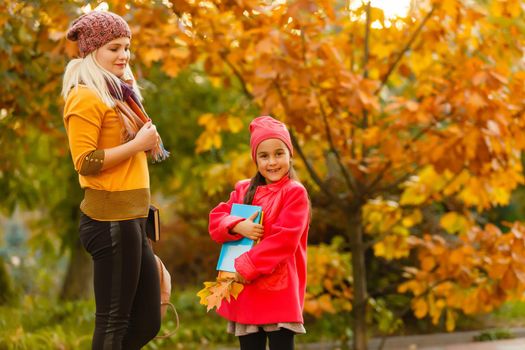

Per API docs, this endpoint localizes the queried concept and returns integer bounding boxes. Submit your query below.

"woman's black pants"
[79,213,161,350]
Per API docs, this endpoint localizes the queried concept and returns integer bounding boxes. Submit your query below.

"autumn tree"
[3,1,525,349]
[129,0,525,348]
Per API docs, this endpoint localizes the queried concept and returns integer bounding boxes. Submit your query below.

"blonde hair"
[61,51,142,107]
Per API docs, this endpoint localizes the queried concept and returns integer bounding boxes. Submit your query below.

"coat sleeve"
[63,88,106,176]
[208,181,249,243]
[235,184,309,281]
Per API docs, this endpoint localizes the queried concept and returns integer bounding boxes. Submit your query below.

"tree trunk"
[60,237,93,300]
[349,205,368,350]
[0,256,14,305]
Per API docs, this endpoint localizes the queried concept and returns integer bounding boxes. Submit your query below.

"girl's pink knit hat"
[249,116,293,161]
[66,11,131,57]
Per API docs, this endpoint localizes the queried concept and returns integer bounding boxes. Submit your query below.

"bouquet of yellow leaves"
[197,271,244,312]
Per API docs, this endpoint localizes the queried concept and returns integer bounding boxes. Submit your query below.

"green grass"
[461,300,525,332]
[490,301,525,324]
[0,288,346,350]
[3,291,524,349]
[473,329,514,342]
[0,296,94,350]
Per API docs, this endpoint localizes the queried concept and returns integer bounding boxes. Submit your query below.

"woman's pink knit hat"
[66,11,131,57]
[249,116,293,161]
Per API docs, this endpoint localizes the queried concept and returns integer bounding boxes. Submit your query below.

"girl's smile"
[255,138,291,184]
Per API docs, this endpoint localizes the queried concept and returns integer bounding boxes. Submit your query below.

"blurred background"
[1,0,525,349]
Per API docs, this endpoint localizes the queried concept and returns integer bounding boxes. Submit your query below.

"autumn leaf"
[413,298,428,319]
[446,309,457,332]
[197,282,215,305]
[142,47,164,66]
[230,281,244,299]
[318,294,336,314]
[440,212,469,235]
[197,276,245,312]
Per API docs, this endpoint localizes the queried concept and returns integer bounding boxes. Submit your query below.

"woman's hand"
[230,211,264,240]
[101,122,159,171]
[132,121,158,152]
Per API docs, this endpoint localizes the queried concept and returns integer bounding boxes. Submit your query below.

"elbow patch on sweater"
[79,149,105,176]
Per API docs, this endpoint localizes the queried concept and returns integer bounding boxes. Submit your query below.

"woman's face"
[95,37,130,78]
[256,138,291,184]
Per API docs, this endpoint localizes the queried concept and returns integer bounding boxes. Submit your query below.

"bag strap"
[155,302,180,339]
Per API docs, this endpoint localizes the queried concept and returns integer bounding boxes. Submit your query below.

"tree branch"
[193,17,254,99]
[363,1,371,80]
[319,97,358,194]
[375,277,452,350]
[375,6,435,95]
[218,50,254,100]
[360,2,372,170]
[300,25,359,195]
[290,130,348,208]
[366,117,439,194]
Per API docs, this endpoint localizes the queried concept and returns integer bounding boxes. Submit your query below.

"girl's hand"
[132,121,158,152]
[230,211,264,240]
[235,272,249,284]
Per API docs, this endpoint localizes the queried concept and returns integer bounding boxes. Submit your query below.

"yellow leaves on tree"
[304,239,352,318]
[490,0,522,19]
[201,150,254,196]
[362,198,421,260]
[439,212,469,235]
[400,164,521,211]
[400,166,448,206]
[374,235,411,261]
[195,113,244,153]
[142,48,164,66]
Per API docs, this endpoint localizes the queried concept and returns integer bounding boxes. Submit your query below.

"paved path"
[285,338,525,350]
[419,338,525,350]
[290,327,525,350]
[215,327,525,350]
[368,328,525,350]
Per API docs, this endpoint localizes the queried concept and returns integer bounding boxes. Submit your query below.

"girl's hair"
[243,162,299,204]
[61,51,142,107]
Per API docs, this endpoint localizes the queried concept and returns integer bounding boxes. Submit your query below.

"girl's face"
[256,138,291,184]
[95,37,130,78]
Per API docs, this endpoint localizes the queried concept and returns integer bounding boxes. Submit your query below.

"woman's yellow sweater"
[63,86,150,221]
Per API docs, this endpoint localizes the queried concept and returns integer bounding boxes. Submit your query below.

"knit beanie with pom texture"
[66,11,131,57]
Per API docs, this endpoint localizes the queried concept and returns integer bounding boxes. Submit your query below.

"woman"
[61,11,168,349]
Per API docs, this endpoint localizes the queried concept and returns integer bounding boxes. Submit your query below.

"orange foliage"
[399,222,525,330]
[304,240,353,318]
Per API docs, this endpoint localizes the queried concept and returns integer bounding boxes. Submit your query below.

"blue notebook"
[216,204,263,272]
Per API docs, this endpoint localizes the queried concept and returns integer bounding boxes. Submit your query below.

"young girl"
[209,116,310,350]
[62,11,168,349]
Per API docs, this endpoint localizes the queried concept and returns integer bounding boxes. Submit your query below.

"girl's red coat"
[209,176,310,324]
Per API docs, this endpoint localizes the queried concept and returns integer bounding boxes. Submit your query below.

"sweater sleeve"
[208,181,249,243]
[63,88,106,176]
[235,184,309,281]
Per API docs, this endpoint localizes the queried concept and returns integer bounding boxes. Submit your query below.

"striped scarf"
[109,79,169,163]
